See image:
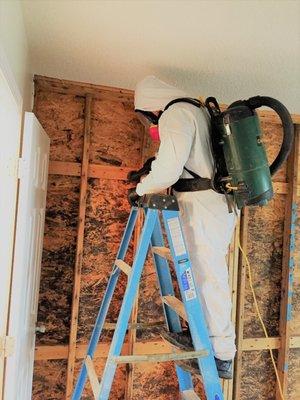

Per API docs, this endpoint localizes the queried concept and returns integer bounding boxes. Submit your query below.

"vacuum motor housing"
[220,105,273,209]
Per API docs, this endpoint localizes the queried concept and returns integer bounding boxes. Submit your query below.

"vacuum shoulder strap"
[163,97,216,193]
[164,97,203,112]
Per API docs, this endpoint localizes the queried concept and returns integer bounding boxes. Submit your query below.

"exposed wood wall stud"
[66,95,92,399]
[276,127,299,399]
[125,211,143,400]
[233,208,249,400]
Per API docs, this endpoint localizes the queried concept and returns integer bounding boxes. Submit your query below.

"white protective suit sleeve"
[136,107,195,196]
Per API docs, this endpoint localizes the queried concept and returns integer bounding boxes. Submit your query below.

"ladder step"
[111,349,208,364]
[84,355,100,399]
[152,246,173,261]
[162,295,187,321]
[181,389,201,400]
[115,259,132,275]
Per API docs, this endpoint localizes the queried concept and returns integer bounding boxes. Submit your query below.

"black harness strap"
[173,166,212,192]
[172,176,212,192]
[163,98,214,193]
[136,98,216,194]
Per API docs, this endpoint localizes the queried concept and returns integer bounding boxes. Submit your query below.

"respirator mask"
[135,109,162,141]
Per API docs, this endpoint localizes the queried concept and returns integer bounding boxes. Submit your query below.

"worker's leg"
[176,190,237,361]
[188,245,236,360]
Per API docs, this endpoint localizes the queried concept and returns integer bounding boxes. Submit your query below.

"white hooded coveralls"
[135,76,237,361]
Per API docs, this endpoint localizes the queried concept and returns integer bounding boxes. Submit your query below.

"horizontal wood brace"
[152,246,173,261]
[273,181,300,196]
[162,295,187,321]
[35,336,300,361]
[85,355,100,399]
[111,349,208,364]
[49,160,132,181]
[115,259,132,275]
[48,162,300,195]
[242,337,280,350]
[34,75,134,103]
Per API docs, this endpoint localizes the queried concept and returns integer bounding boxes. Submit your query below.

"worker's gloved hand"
[127,187,141,207]
[127,157,155,183]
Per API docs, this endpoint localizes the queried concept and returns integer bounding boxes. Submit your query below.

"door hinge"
[0,336,15,357]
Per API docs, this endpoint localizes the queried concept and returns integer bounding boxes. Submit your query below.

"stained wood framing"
[35,340,169,361]
[276,127,300,399]
[125,211,143,400]
[223,221,240,400]
[35,75,300,124]
[34,335,300,361]
[48,161,299,194]
[242,337,281,350]
[48,160,132,180]
[33,75,300,400]
[66,95,92,399]
[233,208,249,400]
[34,75,133,103]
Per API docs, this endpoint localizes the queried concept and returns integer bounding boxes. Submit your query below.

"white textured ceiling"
[22,0,300,112]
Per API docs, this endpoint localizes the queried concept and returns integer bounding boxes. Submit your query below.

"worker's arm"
[136,107,195,196]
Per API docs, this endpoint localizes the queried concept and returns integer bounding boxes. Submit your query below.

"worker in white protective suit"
[128,76,237,379]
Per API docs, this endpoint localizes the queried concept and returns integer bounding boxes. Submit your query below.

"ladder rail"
[162,209,224,400]
[96,209,158,400]
[150,218,183,331]
[150,216,194,392]
[72,208,139,400]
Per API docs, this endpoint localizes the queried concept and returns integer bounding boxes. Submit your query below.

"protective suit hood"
[134,75,187,112]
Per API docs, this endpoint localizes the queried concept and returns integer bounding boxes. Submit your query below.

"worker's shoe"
[214,358,233,380]
[160,329,193,351]
[160,329,233,379]
[176,357,233,380]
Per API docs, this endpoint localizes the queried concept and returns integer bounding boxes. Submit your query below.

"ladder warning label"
[181,268,196,301]
[167,217,186,256]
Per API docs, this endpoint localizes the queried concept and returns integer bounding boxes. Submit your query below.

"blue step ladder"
[72,194,224,400]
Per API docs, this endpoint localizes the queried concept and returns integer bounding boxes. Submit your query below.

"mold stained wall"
[32,77,299,400]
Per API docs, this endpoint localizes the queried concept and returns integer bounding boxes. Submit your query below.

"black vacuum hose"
[229,96,294,176]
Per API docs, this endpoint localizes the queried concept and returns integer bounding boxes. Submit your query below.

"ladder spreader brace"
[72,194,224,400]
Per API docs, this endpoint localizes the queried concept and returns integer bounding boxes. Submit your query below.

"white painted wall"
[0,2,33,395]
[22,0,300,112]
[0,0,32,110]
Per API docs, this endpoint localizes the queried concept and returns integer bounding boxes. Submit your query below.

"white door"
[4,113,50,400]
[0,65,22,398]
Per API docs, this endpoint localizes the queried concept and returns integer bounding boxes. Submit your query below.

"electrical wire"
[237,233,285,400]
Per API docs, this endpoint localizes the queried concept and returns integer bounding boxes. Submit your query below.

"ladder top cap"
[142,194,179,211]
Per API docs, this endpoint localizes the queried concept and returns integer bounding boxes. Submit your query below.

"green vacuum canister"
[205,96,294,210]
[221,105,273,208]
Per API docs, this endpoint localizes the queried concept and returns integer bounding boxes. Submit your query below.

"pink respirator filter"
[149,125,160,141]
